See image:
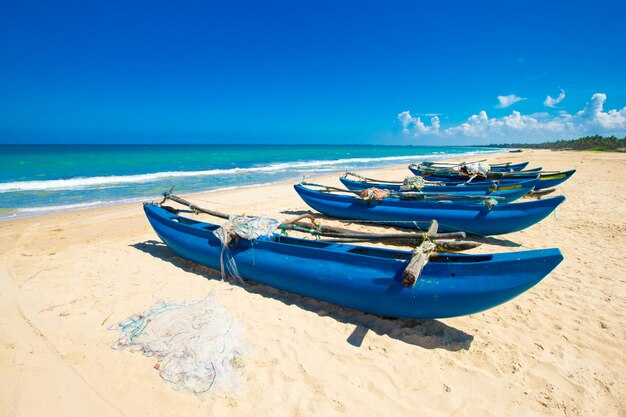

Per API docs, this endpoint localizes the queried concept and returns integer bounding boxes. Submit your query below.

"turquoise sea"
[0,144,502,220]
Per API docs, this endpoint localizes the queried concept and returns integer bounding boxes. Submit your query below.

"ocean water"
[0,144,501,220]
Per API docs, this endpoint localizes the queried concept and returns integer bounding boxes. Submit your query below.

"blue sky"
[1,0,625,145]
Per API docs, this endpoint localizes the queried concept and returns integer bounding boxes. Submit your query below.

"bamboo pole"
[301,182,505,201]
[161,191,230,219]
[160,191,469,245]
[343,172,445,186]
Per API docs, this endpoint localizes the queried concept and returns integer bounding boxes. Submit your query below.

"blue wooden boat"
[405,173,542,188]
[421,161,529,172]
[409,166,576,190]
[488,166,543,173]
[144,204,563,319]
[486,161,529,172]
[423,165,543,174]
[339,176,538,202]
[532,170,577,188]
[294,184,565,236]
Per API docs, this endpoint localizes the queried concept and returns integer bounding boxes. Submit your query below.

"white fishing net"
[458,162,491,176]
[359,187,391,200]
[110,294,248,394]
[400,175,426,191]
[211,215,281,281]
[213,215,280,245]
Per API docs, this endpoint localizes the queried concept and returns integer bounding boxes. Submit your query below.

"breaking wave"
[0,153,481,193]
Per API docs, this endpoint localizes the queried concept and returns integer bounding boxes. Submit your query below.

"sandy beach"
[0,149,624,417]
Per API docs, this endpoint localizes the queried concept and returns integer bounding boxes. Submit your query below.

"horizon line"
[0,143,504,148]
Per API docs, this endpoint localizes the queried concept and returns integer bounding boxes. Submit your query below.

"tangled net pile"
[110,294,247,394]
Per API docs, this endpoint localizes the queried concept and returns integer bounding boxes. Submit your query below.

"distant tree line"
[482,135,626,151]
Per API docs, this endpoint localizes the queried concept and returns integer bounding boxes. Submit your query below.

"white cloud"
[576,93,626,129]
[431,115,440,131]
[544,89,566,107]
[397,111,440,135]
[445,110,569,140]
[398,92,626,143]
[496,94,527,108]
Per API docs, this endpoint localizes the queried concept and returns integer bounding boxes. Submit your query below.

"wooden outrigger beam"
[159,189,479,251]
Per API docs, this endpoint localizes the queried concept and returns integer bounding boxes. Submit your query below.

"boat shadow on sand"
[131,240,474,352]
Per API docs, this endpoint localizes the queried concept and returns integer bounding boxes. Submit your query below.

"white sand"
[0,149,624,417]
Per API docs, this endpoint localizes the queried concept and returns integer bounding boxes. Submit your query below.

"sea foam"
[0,153,463,193]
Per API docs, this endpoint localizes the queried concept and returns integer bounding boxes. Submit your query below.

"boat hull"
[489,162,529,172]
[409,167,576,190]
[144,204,563,319]
[295,184,565,236]
[421,161,529,172]
[339,177,538,202]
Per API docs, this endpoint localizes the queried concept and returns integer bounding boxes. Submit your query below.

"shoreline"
[1,149,625,417]
[0,148,506,223]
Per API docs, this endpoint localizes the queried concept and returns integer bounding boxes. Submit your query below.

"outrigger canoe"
[421,161,530,172]
[144,204,563,319]
[294,184,565,236]
[409,165,576,190]
[339,176,538,203]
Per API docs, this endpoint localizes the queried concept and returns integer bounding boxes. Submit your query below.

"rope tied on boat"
[489,180,500,191]
[484,197,499,210]
[359,187,391,200]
